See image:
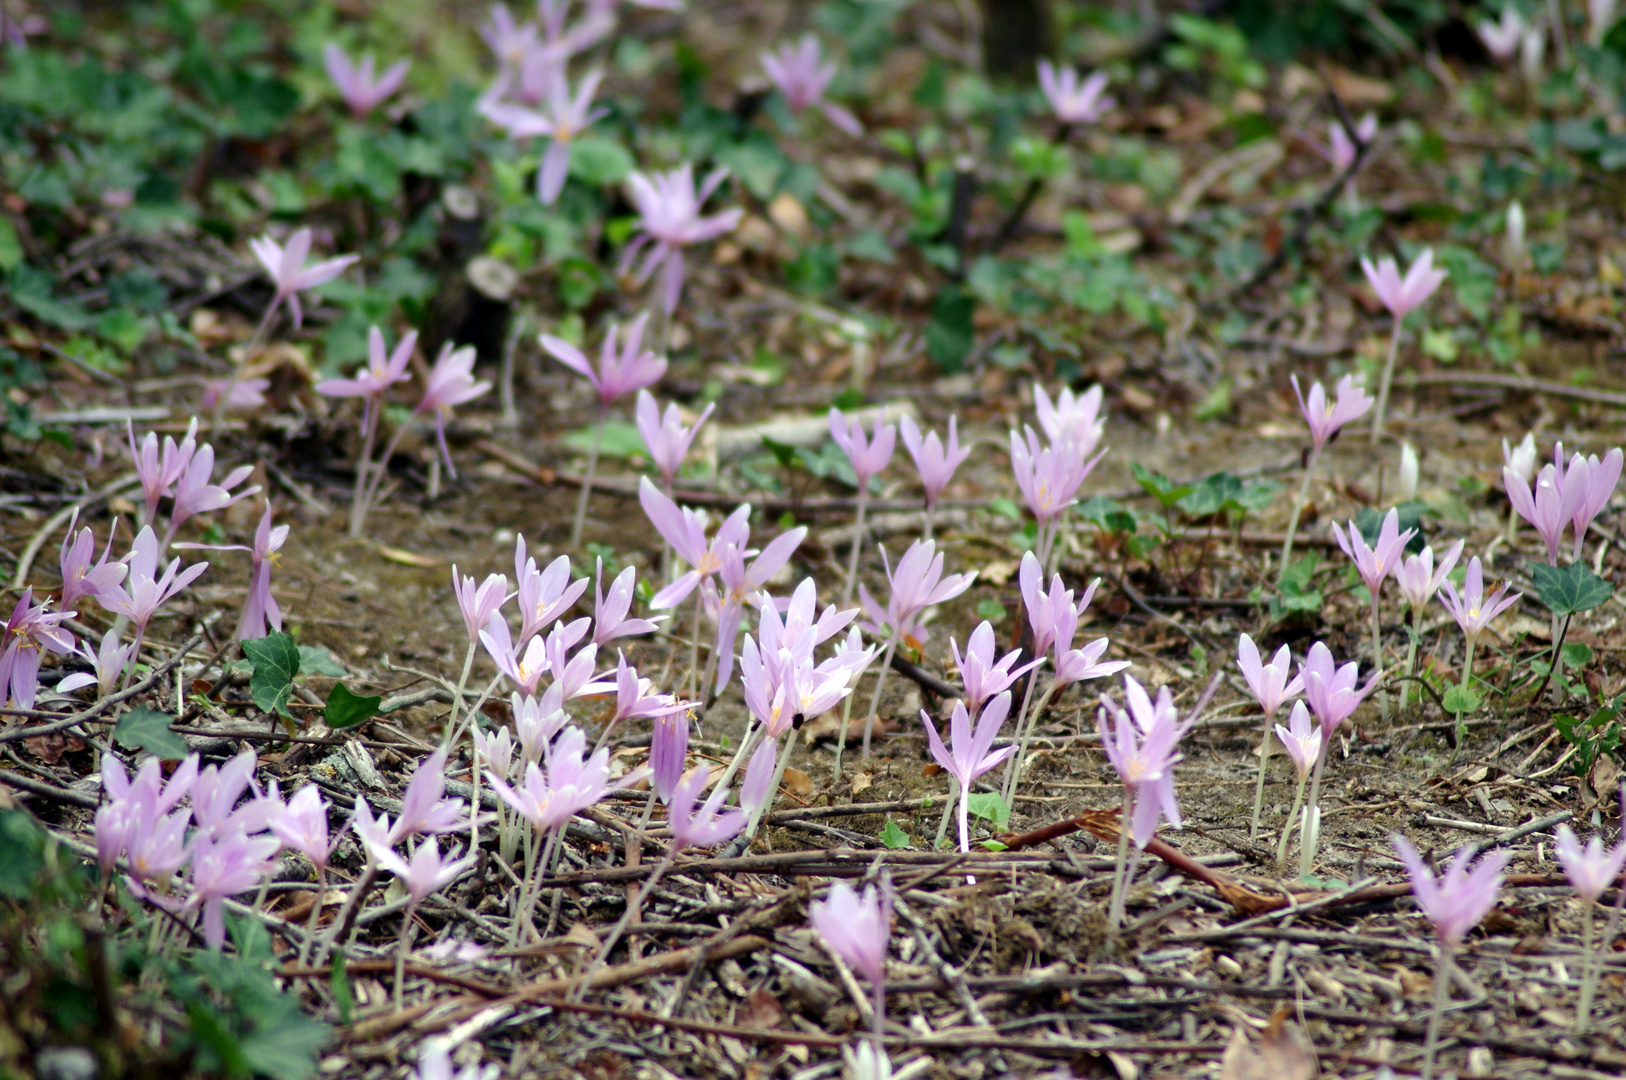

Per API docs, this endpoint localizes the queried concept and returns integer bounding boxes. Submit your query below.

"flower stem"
[570,412,606,549]
[687,591,704,702]
[1107,791,1133,933]
[355,416,412,534]
[347,399,380,539]
[832,686,858,783]
[1249,713,1274,843]
[842,486,870,605]
[1276,773,1310,872]
[934,777,957,851]
[861,636,900,761]
[1402,604,1423,706]
[1279,446,1322,573]
[1370,315,1403,444]
[999,672,1042,802]
[298,864,326,968]
[1001,681,1058,803]
[210,302,278,437]
[1422,940,1454,1080]
[740,736,796,845]
[712,723,761,797]
[1577,896,1597,1033]
[393,899,417,1013]
[1581,870,1626,1033]
[1370,590,1388,721]
[922,503,935,543]
[1300,747,1329,878]
[1456,635,1478,745]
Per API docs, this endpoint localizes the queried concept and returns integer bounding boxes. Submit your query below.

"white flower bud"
[1506,200,1526,268]
[1398,442,1419,503]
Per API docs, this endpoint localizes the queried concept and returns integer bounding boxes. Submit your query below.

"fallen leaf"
[562,921,601,953]
[1220,1008,1314,1080]
[782,768,814,797]
[376,544,441,567]
[767,192,809,240]
[741,987,783,1028]
[850,771,874,796]
[978,558,1019,585]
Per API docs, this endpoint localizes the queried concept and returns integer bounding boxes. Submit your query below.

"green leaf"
[296,646,347,679]
[324,683,382,729]
[1531,561,1614,617]
[975,598,1007,623]
[1441,685,1481,714]
[1077,495,1136,535]
[330,954,353,1025]
[925,284,974,373]
[113,705,188,760]
[1194,378,1232,422]
[0,809,47,900]
[988,497,1025,524]
[237,995,329,1080]
[979,839,1008,851]
[0,218,20,272]
[7,264,92,330]
[878,819,911,849]
[965,792,1010,831]
[243,632,301,718]
[1562,642,1596,669]
[563,421,646,461]
[1355,501,1430,555]
[568,135,635,186]
[1131,462,1196,509]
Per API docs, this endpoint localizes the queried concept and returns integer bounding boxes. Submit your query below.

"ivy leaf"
[965,792,1010,831]
[878,819,911,849]
[1441,685,1482,714]
[324,683,381,729]
[296,646,347,679]
[1132,462,1196,510]
[243,632,301,718]
[1531,561,1614,617]
[113,705,188,759]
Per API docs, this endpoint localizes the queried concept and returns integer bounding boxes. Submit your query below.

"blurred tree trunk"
[980,0,1053,79]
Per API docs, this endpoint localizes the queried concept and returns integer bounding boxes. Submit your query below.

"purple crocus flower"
[950,623,1040,713]
[1556,824,1626,904]
[829,408,896,490]
[856,539,977,649]
[480,612,549,695]
[315,326,417,408]
[1036,60,1112,125]
[186,830,280,949]
[123,807,193,885]
[1236,634,1304,721]
[667,768,747,850]
[1291,374,1373,452]
[388,747,467,844]
[606,651,687,728]
[543,621,613,699]
[1274,701,1323,781]
[100,526,208,639]
[1557,445,1623,559]
[1362,249,1448,321]
[0,590,76,710]
[898,414,970,512]
[709,527,807,693]
[166,443,258,541]
[128,419,196,526]
[638,477,751,609]
[1315,113,1378,172]
[1394,836,1508,946]
[592,561,661,645]
[621,164,744,314]
[761,35,863,136]
[1332,508,1417,597]
[58,629,135,698]
[514,540,588,644]
[740,737,776,817]
[324,44,410,119]
[1010,425,1101,527]
[1392,540,1465,613]
[513,686,569,764]
[190,747,261,838]
[809,879,892,1010]
[368,836,477,905]
[544,315,667,410]
[481,68,608,204]
[270,785,339,871]
[238,505,288,640]
[635,390,713,489]
[57,515,126,614]
[1297,642,1377,739]
[414,343,491,477]
[1097,675,1189,848]
[248,228,359,330]
[1033,383,1105,458]
[649,710,689,804]
[1438,557,1521,644]
[923,692,1016,854]
[452,568,510,645]
[487,725,645,831]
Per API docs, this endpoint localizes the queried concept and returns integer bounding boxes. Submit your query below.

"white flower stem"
[740,736,797,845]
[1577,896,1597,1033]
[1370,315,1403,443]
[298,864,326,968]
[570,412,606,549]
[1300,747,1329,877]
[1279,446,1322,573]
[1276,772,1309,872]
[392,899,417,1012]
[687,592,704,702]
[347,400,380,539]
[999,673,1042,802]
[922,503,935,543]
[832,689,857,782]
[1107,791,1133,933]
[574,849,676,1000]
[861,636,900,760]
[1422,940,1454,1080]
[1370,590,1388,721]
[1001,681,1058,803]
[1249,713,1274,843]
[712,723,761,797]
[843,486,870,605]
[355,416,413,533]
[934,777,957,851]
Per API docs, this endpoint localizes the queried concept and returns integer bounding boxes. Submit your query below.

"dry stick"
[0,632,205,746]
[570,848,677,1001]
[1369,315,1404,444]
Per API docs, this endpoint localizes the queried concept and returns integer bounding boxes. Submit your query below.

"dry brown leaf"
[375,544,441,567]
[1219,1008,1315,1080]
[850,771,874,796]
[782,768,814,797]
[741,987,783,1029]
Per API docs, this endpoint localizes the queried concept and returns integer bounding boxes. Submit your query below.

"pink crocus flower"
[809,879,892,1012]
[1291,373,1373,452]
[1504,433,1538,484]
[621,164,744,314]
[1438,557,1521,644]
[200,377,269,413]
[635,391,713,489]
[369,835,477,905]
[856,539,977,648]
[543,621,613,699]
[0,590,76,710]
[474,726,515,784]
[480,612,549,695]
[186,830,280,949]
[414,343,491,477]
[1393,540,1465,612]
[1236,634,1304,720]
[648,712,693,810]
[761,34,863,136]
[950,623,1040,713]
[667,767,747,850]
[100,526,208,639]
[324,43,410,120]
[1033,383,1106,459]
[606,650,687,728]
[513,687,569,764]
[638,477,751,609]
[1098,674,1189,848]
[481,68,608,204]
[1010,425,1101,527]
[1051,609,1128,686]
[1362,249,1448,322]
[708,527,807,693]
[270,785,339,871]
[1505,462,1582,564]
[315,327,417,412]
[1274,700,1323,781]
[128,419,197,526]
[923,692,1017,853]
[486,725,644,832]
[1316,113,1378,172]
[1555,444,1624,560]
[1479,7,1525,60]
[739,737,777,817]
[57,515,126,614]
[1556,824,1626,904]
[452,568,510,646]
[1393,835,1508,945]
[58,629,135,698]
[123,807,193,885]
[166,442,259,541]
[829,408,896,490]
[238,505,288,640]
[514,539,588,644]
[388,747,467,843]
[1332,508,1417,598]
[248,228,358,330]
[1036,60,1112,125]
[190,747,261,838]
[1298,641,1376,738]
[592,561,662,645]
[543,315,667,410]
[898,414,970,512]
